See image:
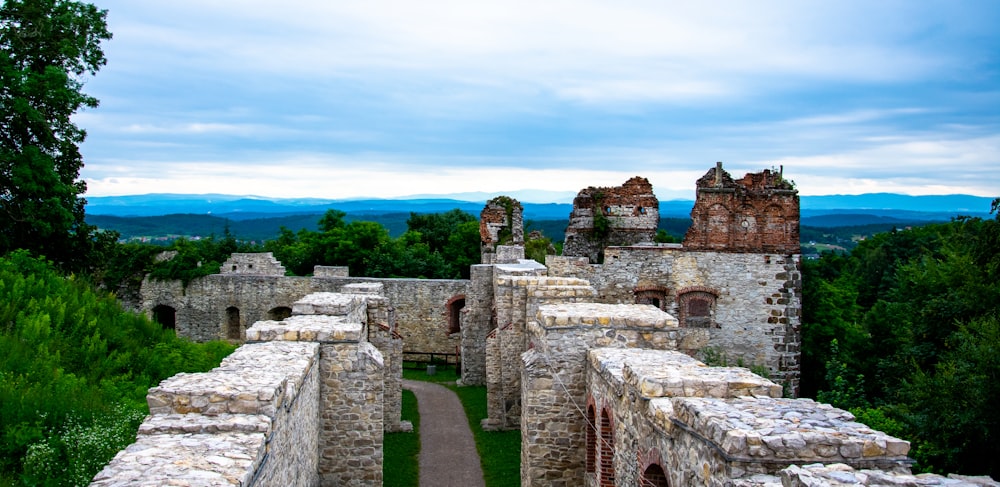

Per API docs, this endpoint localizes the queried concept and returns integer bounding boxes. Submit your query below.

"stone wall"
[483,263,595,430]
[581,347,914,487]
[586,349,781,487]
[220,252,287,276]
[94,291,385,487]
[480,196,524,264]
[141,275,467,356]
[520,303,679,486]
[548,246,802,393]
[458,264,496,386]
[93,340,322,486]
[563,176,659,263]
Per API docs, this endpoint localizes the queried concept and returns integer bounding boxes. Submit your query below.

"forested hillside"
[0,252,235,486]
[802,207,1000,477]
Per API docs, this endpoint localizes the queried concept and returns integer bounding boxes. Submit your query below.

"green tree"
[0,0,112,271]
[406,209,476,253]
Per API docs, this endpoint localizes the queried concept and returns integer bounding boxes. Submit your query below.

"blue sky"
[76,1,1000,202]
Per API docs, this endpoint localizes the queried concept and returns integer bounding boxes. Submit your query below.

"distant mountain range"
[85,192,995,224]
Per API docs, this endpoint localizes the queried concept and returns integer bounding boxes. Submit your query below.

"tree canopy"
[802,207,1000,476]
[0,0,112,271]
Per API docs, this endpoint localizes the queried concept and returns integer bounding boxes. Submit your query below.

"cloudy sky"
[76,1,1000,201]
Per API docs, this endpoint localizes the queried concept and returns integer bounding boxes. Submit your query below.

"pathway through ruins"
[402,379,486,487]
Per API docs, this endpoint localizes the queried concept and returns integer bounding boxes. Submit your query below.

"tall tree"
[0,0,111,270]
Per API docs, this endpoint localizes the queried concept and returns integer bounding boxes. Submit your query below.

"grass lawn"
[383,389,419,487]
[449,385,521,487]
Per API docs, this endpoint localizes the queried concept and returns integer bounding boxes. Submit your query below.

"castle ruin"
[93,164,998,486]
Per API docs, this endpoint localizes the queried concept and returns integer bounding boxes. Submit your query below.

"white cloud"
[73,1,1000,200]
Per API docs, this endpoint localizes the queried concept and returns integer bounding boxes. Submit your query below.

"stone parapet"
[291,292,366,322]
[96,338,322,487]
[341,282,384,295]
[246,315,363,342]
[137,413,271,435]
[667,396,910,467]
[535,302,678,330]
[588,348,782,400]
[91,431,267,486]
[313,265,349,277]
[147,341,319,417]
[220,252,287,276]
[780,463,1000,486]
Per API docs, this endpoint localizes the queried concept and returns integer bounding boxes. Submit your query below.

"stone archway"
[641,463,670,487]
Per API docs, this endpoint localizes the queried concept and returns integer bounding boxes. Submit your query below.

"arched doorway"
[641,463,669,487]
[226,307,241,340]
[152,305,176,331]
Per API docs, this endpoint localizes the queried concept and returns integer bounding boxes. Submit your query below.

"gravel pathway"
[402,379,486,487]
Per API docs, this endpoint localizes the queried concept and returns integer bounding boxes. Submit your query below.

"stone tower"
[562,176,659,263]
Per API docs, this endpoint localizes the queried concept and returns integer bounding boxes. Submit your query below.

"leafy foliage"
[0,0,116,272]
[262,209,481,279]
[0,251,235,485]
[803,209,1000,476]
[147,228,259,285]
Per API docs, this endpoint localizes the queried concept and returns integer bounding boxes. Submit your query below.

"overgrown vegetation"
[0,252,235,485]
[802,203,1000,477]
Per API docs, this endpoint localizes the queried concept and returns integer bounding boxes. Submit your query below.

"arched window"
[226,307,241,340]
[152,305,176,330]
[634,286,669,311]
[600,408,615,486]
[267,306,292,321]
[445,295,466,335]
[586,405,596,474]
[641,463,670,487]
[677,287,718,328]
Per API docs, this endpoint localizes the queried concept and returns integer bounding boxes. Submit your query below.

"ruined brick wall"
[683,162,799,254]
[480,196,524,264]
[563,176,659,263]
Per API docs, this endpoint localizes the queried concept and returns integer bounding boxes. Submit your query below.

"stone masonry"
[563,176,659,263]
[93,291,386,486]
[221,252,287,276]
[480,196,525,265]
